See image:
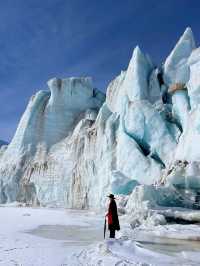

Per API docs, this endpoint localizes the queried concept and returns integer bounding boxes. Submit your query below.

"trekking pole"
[104,217,107,239]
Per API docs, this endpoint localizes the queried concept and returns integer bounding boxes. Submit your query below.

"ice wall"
[0,78,105,206]
[1,27,200,209]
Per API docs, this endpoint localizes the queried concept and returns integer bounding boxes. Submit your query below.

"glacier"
[1,27,200,222]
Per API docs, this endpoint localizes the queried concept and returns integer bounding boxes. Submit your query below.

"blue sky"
[0,0,199,141]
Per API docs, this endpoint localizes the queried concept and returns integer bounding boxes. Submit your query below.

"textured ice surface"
[148,68,161,103]
[111,171,139,195]
[175,107,200,161]
[122,99,177,166]
[106,70,126,113]
[124,182,200,231]
[171,89,190,131]
[187,47,200,109]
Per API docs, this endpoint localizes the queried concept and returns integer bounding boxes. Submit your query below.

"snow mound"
[69,239,174,266]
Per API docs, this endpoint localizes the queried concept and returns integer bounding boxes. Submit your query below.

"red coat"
[107,211,113,225]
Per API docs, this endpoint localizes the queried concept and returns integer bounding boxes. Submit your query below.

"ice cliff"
[1,27,200,212]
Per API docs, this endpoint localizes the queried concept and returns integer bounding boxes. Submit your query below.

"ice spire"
[123,46,153,102]
[164,27,196,85]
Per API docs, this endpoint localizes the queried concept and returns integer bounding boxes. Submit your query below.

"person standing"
[106,194,120,238]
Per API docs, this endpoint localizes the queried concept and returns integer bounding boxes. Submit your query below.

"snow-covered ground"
[1,206,200,266]
[0,206,103,266]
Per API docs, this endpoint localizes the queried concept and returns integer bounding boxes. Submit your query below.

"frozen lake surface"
[27,224,103,246]
[0,206,200,265]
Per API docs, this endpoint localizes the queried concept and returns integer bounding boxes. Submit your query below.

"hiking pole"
[104,217,107,239]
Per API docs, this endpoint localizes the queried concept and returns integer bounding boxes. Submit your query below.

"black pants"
[109,229,115,238]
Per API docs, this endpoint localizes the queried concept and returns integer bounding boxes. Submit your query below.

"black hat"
[107,194,115,199]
